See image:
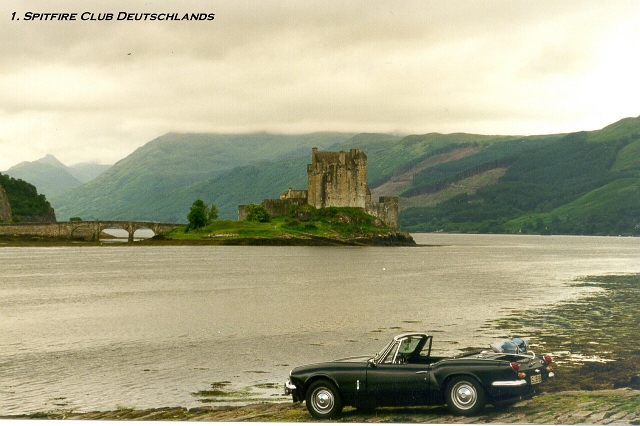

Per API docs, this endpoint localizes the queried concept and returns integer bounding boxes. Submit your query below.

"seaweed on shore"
[485,274,640,392]
[190,381,286,404]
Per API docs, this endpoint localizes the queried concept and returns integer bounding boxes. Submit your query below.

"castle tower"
[239,147,399,229]
[307,147,369,209]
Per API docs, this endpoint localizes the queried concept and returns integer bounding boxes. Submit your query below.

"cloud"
[1,0,639,170]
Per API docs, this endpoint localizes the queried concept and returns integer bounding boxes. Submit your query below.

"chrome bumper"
[492,379,527,387]
[284,380,297,395]
[493,372,554,387]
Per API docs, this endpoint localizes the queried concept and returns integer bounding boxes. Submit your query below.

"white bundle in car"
[490,338,529,354]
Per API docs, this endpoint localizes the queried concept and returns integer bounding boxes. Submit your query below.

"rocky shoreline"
[0,230,417,247]
[144,231,417,246]
[6,388,640,423]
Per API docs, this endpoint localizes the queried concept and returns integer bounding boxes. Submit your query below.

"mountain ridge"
[50,132,355,221]
[3,155,110,197]
[40,116,640,235]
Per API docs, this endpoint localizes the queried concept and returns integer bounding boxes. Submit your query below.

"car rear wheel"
[445,376,486,416]
[305,380,343,419]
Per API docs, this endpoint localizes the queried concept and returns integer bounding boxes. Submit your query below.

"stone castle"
[238,148,399,228]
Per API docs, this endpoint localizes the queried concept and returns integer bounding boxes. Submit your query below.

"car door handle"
[415,371,429,374]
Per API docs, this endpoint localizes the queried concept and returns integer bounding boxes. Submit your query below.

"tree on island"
[208,203,219,221]
[244,203,271,222]
[186,199,219,231]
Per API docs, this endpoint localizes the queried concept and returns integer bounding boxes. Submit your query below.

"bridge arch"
[96,221,171,242]
[132,226,155,240]
[0,220,184,241]
[97,221,184,242]
[100,226,140,242]
[68,222,100,240]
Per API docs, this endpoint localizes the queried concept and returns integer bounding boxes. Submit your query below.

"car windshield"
[399,336,421,355]
[373,340,396,363]
[380,342,400,364]
[374,335,426,364]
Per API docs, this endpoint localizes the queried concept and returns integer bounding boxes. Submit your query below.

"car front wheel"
[445,376,486,416]
[305,380,343,419]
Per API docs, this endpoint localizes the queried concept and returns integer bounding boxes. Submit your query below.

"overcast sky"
[1,0,639,170]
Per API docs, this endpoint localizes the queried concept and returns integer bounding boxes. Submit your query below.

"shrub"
[209,204,219,221]
[245,204,271,222]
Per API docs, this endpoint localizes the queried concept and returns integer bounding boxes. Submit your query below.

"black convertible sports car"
[284,333,554,418]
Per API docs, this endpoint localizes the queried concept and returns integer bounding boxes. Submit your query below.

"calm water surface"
[1,234,639,415]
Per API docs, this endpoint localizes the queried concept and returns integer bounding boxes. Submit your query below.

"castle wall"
[366,196,399,229]
[238,205,248,221]
[280,188,308,200]
[239,197,308,220]
[262,198,304,217]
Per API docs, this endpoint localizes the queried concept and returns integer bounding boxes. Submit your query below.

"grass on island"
[164,207,394,242]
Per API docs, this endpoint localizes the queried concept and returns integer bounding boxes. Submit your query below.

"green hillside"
[96,155,310,222]
[50,132,354,221]
[400,135,561,197]
[332,133,515,188]
[505,178,640,235]
[400,116,640,235]
[0,172,53,218]
[145,133,519,221]
[46,116,640,235]
[109,135,410,221]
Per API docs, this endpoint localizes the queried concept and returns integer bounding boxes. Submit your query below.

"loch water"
[1,234,639,415]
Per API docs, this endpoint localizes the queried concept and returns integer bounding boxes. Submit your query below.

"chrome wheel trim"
[310,387,335,414]
[450,381,478,410]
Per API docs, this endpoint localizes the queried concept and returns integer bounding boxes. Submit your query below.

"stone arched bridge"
[0,220,184,242]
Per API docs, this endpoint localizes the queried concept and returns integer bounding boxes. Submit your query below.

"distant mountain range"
[50,132,355,222]
[3,154,111,197]
[6,116,640,235]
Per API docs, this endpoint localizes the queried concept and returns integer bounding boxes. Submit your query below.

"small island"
[154,148,415,246]
[149,204,415,246]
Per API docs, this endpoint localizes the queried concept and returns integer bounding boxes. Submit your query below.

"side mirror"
[368,358,377,367]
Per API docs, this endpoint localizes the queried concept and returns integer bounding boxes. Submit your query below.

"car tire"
[305,379,343,419]
[445,376,486,416]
